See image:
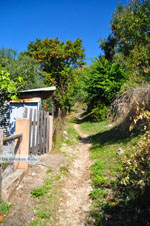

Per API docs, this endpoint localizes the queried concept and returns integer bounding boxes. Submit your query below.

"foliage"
[72,66,89,103]
[90,103,108,122]
[0,48,44,90]
[42,97,53,114]
[80,120,109,135]
[111,86,150,131]
[30,172,60,226]
[121,130,150,191]
[120,95,150,193]
[80,118,123,225]
[25,37,85,110]
[0,66,22,100]
[0,199,10,215]
[14,54,44,89]
[60,166,69,174]
[99,34,117,62]
[101,0,150,82]
[31,186,47,198]
[64,125,79,145]
[81,116,150,225]
[85,56,126,121]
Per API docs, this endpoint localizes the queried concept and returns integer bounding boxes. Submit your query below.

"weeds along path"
[58,121,92,226]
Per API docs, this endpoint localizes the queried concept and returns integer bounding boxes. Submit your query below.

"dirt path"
[58,122,92,226]
[3,120,93,226]
[3,153,68,226]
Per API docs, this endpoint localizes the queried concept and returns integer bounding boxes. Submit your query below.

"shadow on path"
[79,136,90,144]
[78,117,150,226]
[88,119,145,148]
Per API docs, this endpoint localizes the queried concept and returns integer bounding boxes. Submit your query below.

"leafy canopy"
[0,66,22,100]
[85,57,126,120]
[101,0,150,81]
[0,48,44,90]
[25,37,85,109]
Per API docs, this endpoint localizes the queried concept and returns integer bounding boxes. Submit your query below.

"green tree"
[0,48,44,90]
[0,66,22,100]
[101,0,150,81]
[99,34,117,62]
[25,37,85,110]
[72,66,89,103]
[86,57,126,121]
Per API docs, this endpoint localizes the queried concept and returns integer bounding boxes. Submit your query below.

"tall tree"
[0,66,22,101]
[0,48,44,90]
[25,37,85,110]
[99,34,117,62]
[100,0,150,81]
[86,56,126,121]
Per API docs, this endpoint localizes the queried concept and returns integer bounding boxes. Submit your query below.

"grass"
[0,200,10,224]
[31,185,52,198]
[80,120,110,135]
[60,166,69,174]
[2,163,9,172]
[53,118,79,151]
[29,172,62,226]
[29,164,71,225]
[27,118,77,226]
[0,200,10,215]
[79,118,145,226]
[64,125,79,145]
[46,166,52,174]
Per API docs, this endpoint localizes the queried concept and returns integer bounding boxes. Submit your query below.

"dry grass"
[110,85,150,120]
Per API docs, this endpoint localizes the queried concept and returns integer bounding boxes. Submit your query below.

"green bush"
[0,200,10,215]
[85,56,126,121]
[91,104,108,122]
[121,130,150,193]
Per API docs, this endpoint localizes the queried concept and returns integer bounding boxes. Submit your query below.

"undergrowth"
[80,120,109,135]
[80,119,150,226]
[27,117,77,226]
[28,170,65,226]
[0,200,10,224]
[0,200,10,215]
[53,117,79,151]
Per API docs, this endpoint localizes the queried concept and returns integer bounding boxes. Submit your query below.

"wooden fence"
[24,108,50,155]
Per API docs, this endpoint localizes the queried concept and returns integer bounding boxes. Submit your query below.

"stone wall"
[0,100,10,136]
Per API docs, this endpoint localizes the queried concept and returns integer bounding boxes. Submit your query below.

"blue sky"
[1,0,127,64]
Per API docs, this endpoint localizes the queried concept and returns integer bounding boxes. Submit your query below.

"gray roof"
[20,86,56,93]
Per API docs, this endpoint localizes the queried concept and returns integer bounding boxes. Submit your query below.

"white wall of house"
[9,102,40,136]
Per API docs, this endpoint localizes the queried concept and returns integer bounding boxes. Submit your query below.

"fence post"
[58,108,61,118]
[52,103,54,117]
[14,119,30,170]
[0,130,3,197]
[49,116,53,152]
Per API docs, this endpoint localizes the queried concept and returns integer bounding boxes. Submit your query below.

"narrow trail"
[3,118,93,226]
[58,121,93,226]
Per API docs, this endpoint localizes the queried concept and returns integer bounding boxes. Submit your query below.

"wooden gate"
[24,108,50,155]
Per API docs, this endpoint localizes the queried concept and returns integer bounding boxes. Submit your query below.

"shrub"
[91,104,108,122]
[111,85,150,120]
[121,130,150,194]
[86,56,126,121]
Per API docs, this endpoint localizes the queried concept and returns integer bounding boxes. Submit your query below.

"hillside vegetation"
[78,1,150,225]
[1,0,150,225]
